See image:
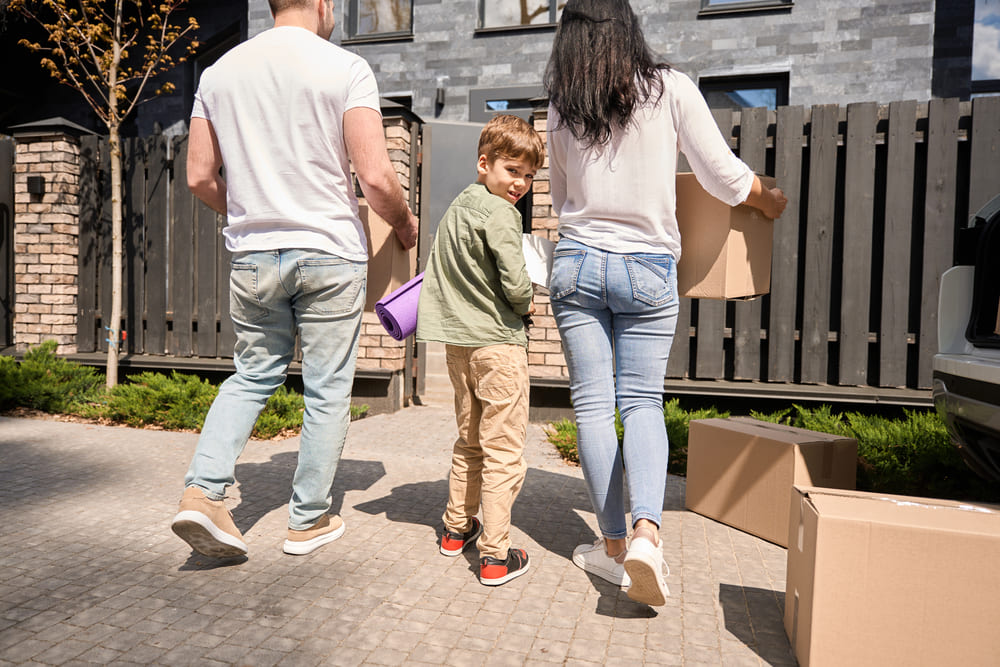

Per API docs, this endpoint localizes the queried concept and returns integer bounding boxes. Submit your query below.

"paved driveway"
[0,406,794,665]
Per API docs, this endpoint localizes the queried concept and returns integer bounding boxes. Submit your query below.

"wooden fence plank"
[667,296,691,379]
[123,137,145,354]
[98,137,112,354]
[880,100,917,388]
[968,96,1000,218]
[733,106,768,380]
[801,105,840,384]
[195,200,218,357]
[170,136,194,357]
[694,108,733,379]
[145,135,169,355]
[918,98,959,388]
[839,102,877,386]
[217,234,234,357]
[769,105,804,383]
[76,136,100,353]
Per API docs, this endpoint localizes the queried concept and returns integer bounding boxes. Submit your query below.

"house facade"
[241,0,979,122]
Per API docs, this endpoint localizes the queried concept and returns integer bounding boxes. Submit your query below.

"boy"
[416,114,544,586]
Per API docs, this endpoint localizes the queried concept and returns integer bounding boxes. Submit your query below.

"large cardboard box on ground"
[359,202,417,312]
[785,486,1000,667]
[675,173,775,300]
[685,417,856,547]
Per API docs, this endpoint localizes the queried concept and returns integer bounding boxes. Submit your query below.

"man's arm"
[343,106,419,249]
[187,117,227,215]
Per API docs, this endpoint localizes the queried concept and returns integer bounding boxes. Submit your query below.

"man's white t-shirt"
[191,26,380,262]
[547,68,754,261]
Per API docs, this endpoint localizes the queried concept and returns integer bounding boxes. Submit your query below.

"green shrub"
[545,402,1000,503]
[545,418,580,464]
[253,385,305,439]
[90,371,218,430]
[664,398,730,474]
[2,345,369,438]
[0,341,104,413]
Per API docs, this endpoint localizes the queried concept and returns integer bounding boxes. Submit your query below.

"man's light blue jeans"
[549,237,679,540]
[184,249,366,530]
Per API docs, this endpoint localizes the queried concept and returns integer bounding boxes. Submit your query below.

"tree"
[5,0,198,387]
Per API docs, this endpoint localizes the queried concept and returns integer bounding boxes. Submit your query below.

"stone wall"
[244,0,945,122]
[11,129,81,354]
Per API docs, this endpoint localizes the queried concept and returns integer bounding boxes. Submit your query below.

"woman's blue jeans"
[184,249,366,530]
[550,237,679,540]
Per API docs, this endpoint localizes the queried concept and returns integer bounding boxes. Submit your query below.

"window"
[478,1,564,30]
[699,0,793,16]
[469,85,544,123]
[345,0,412,41]
[972,0,1000,95]
[699,74,789,111]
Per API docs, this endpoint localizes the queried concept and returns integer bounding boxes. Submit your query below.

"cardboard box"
[360,202,417,312]
[685,417,856,547]
[675,173,775,300]
[785,486,1000,667]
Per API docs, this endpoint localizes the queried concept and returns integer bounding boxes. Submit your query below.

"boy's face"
[477,155,536,205]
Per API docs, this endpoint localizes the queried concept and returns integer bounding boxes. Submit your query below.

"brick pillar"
[11,122,85,354]
[356,108,419,378]
[528,107,568,380]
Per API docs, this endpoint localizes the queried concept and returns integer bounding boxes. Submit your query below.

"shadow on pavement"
[224,453,385,535]
[719,583,796,666]
[0,436,111,509]
[353,467,599,561]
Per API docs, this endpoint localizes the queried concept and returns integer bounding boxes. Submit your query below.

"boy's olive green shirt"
[417,182,533,347]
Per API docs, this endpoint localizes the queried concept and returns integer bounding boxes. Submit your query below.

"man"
[170,0,418,558]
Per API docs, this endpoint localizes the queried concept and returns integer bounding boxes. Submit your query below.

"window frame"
[342,0,414,44]
[972,0,1000,95]
[468,85,545,123]
[698,0,793,17]
[698,73,790,111]
[475,1,562,33]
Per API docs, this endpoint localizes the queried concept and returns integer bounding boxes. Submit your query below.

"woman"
[544,0,787,607]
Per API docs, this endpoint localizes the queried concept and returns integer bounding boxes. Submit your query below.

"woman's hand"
[760,187,788,219]
[744,175,788,219]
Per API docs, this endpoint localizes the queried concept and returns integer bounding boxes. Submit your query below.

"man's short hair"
[268,0,312,14]
[478,115,546,171]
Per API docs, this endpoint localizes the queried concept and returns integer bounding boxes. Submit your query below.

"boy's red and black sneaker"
[479,548,530,586]
[440,517,482,556]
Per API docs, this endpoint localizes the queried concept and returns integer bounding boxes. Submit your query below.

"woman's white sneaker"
[572,538,631,587]
[623,534,669,606]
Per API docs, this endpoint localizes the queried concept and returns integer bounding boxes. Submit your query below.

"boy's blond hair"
[478,114,546,171]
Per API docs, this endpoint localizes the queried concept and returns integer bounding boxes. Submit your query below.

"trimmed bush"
[1,342,369,438]
[548,401,1000,503]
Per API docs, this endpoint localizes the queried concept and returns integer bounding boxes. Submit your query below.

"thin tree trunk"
[106,3,123,388]
[107,128,122,388]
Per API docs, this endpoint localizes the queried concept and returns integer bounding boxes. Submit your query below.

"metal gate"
[0,136,14,349]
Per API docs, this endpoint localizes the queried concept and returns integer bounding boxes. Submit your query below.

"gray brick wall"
[246,0,943,121]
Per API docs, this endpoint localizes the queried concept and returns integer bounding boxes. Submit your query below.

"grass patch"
[2,342,369,438]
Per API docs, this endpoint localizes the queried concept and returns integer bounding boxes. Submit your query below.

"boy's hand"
[527,301,536,316]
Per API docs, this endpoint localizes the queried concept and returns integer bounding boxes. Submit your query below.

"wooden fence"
[77,132,236,359]
[75,97,1000,397]
[673,97,1000,391]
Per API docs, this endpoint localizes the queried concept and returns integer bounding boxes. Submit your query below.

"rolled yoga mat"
[375,272,424,340]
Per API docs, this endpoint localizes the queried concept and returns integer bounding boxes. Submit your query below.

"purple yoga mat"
[375,272,424,341]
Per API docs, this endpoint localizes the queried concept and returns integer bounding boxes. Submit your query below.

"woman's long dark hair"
[544,0,670,148]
